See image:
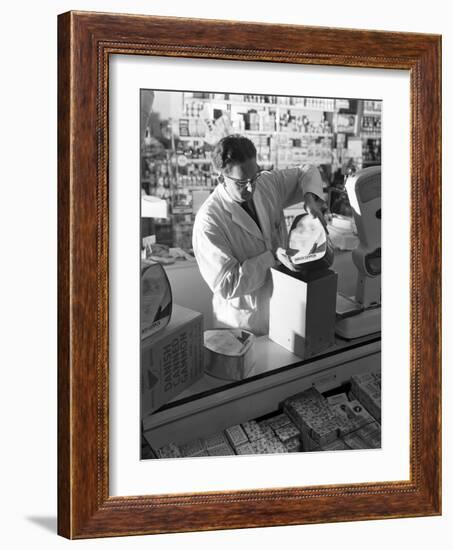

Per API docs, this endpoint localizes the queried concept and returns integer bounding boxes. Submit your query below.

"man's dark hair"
[211,134,257,173]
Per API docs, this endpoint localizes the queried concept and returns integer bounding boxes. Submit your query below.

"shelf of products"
[140,92,381,253]
[144,371,381,459]
[141,334,381,452]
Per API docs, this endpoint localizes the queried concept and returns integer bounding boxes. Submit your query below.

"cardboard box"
[269,267,337,358]
[141,304,204,416]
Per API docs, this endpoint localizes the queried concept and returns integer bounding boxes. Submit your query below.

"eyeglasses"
[222,169,266,188]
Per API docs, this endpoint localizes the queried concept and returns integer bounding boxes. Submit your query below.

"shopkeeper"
[192,135,328,335]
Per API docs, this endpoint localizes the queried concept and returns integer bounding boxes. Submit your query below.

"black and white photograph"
[140,89,382,460]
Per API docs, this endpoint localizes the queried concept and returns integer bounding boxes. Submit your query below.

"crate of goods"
[141,304,204,416]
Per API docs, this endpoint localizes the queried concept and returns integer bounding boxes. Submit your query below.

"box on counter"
[269,267,337,358]
[141,304,204,416]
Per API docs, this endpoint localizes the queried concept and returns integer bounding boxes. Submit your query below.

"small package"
[204,432,229,451]
[241,420,264,442]
[224,425,249,448]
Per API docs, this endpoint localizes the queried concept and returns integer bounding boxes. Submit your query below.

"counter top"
[164,330,379,408]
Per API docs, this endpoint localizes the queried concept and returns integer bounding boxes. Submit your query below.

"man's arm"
[193,222,276,300]
[272,164,325,208]
[271,164,328,230]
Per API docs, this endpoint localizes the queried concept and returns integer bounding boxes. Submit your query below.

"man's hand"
[275,247,298,272]
[303,192,330,233]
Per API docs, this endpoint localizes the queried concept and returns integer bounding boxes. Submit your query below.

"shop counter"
[143,331,380,449]
[142,247,379,451]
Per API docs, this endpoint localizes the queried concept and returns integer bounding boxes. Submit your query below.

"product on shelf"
[257,421,275,440]
[204,431,229,450]
[150,369,382,459]
[235,442,255,455]
[251,436,287,454]
[265,412,293,430]
[283,387,341,445]
[241,420,264,442]
[364,100,382,113]
[141,92,381,255]
[225,425,249,449]
[350,372,381,421]
[273,422,300,444]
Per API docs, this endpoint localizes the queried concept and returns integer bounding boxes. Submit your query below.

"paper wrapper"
[141,260,172,338]
[286,213,334,271]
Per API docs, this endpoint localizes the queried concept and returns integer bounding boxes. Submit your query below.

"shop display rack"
[141,92,381,251]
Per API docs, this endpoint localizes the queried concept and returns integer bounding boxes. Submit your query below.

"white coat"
[192,165,324,335]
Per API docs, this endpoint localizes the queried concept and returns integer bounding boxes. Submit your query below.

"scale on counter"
[335,166,381,339]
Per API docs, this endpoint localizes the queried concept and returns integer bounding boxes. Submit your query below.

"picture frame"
[57,10,441,539]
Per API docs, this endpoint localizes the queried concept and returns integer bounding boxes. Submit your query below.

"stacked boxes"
[151,371,382,458]
[283,387,340,445]
[153,415,303,458]
[241,421,264,442]
[282,383,381,452]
